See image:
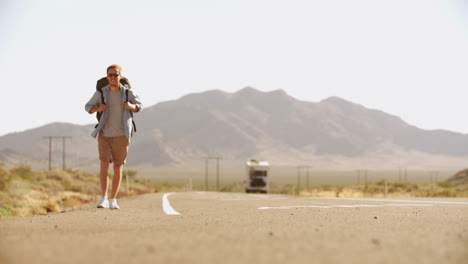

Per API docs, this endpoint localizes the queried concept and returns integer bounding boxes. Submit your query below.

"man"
[85,64,143,209]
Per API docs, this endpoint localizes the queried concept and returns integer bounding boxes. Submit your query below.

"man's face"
[107,68,121,86]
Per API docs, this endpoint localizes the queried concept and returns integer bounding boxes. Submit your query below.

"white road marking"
[258,204,434,210]
[315,197,468,205]
[162,193,181,215]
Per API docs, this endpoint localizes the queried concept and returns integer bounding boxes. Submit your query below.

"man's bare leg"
[100,160,110,197]
[111,163,123,199]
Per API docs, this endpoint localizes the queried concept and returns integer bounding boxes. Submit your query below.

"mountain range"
[1,87,467,170]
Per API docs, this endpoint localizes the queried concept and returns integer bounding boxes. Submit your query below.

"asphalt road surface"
[1,192,467,264]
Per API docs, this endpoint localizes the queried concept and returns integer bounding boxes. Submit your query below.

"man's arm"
[85,91,106,113]
[124,90,143,112]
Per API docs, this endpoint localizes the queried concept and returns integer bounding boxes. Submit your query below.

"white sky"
[1,0,467,136]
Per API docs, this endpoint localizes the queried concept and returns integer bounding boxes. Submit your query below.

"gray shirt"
[102,90,125,137]
[85,85,143,138]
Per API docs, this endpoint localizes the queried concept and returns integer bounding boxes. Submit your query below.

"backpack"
[95,77,137,134]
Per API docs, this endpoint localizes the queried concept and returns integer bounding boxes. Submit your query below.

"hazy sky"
[1,0,467,136]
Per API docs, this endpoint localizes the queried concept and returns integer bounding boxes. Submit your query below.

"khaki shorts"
[98,133,130,165]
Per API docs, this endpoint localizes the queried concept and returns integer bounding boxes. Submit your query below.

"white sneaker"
[97,197,109,208]
[109,199,120,210]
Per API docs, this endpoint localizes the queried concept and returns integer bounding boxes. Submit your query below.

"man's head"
[106,64,122,87]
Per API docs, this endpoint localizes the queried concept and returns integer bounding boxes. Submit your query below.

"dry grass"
[299,180,468,198]
[215,178,468,198]
[0,164,162,217]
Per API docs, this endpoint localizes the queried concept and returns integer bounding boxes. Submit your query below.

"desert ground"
[1,192,467,264]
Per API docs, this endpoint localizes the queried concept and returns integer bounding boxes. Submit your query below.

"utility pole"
[204,158,208,191]
[297,166,301,191]
[399,167,408,183]
[429,170,439,184]
[357,169,368,185]
[216,157,221,191]
[44,136,52,171]
[62,136,71,170]
[202,156,223,191]
[297,166,311,191]
[43,136,72,170]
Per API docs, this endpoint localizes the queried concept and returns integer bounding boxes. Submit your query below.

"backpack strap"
[100,89,105,105]
[125,89,137,135]
[95,89,105,127]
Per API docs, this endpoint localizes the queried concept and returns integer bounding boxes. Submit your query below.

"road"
[1,192,467,264]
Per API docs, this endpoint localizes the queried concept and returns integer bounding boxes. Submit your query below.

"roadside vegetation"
[221,180,468,198]
[220,177,468,197]
[0,163,163,217]
[1,164,467,218]
[298,179,468,198]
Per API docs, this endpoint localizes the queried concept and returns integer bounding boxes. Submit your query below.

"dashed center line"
[162,193,181,215]
[258,204,434,210]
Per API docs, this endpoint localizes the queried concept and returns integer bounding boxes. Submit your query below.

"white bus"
[245,159,269,193]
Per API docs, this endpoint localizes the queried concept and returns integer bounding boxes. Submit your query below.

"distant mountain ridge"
[1,87,467,169]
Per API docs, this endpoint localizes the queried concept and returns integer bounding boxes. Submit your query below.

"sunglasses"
[107,73,120,77]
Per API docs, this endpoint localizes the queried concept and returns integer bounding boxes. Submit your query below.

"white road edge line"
[163,193,181,215]
[258,204,434,210]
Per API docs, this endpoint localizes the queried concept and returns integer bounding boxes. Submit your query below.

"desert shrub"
[30,199,60,215]
[46,169,72,181]
[41,199,60,213]
[69,184,84,193]
[0,191,12,207]
[7,178,32,198]
[405,184,419,192]
[82,172,100,183]
[376,180,386,186]
[0,164,11,191]
[61,195,92,208]
[123,170,138,179]
[422,188,456,198]
[9,164,33,178]
[65,168,80,176]
[40,179,65,194]
[153,182,180,193]
[220,181,244,192]
[437,181,453,188]
[0,205,13,217]
[321,185,337,191]
[69,170,99,185]
[46,169,76,190]
[393,182,408,189]
[270,183,295,194]
[364,184,382,194]
[2,168,136,217]
[9,164,45,181]
[454,185,468,197]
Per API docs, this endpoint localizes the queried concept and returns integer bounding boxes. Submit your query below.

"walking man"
[85,64,143,209]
